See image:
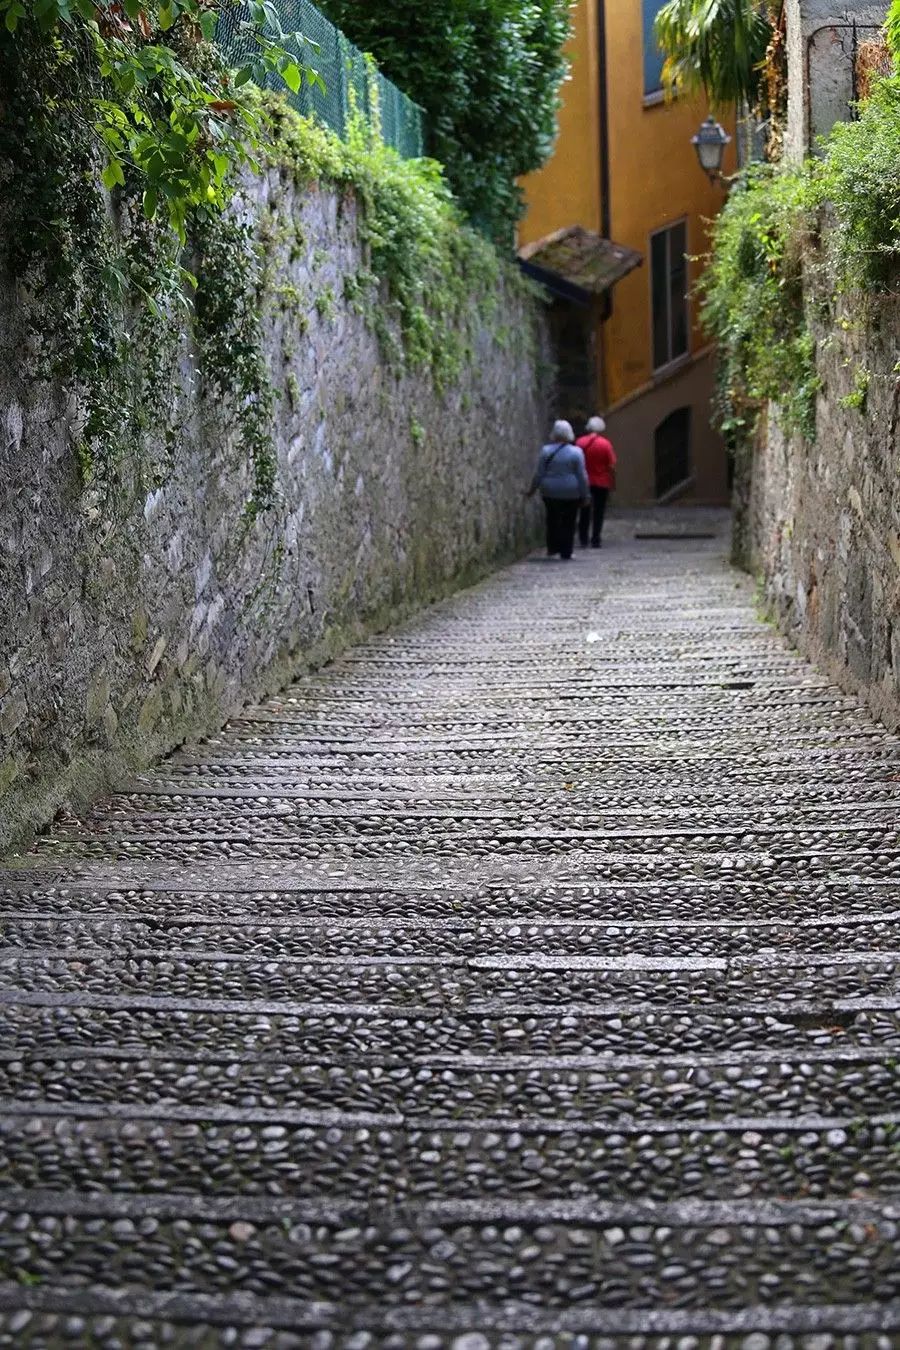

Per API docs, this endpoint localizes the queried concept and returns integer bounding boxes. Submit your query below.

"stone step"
[0,1190,896,1310]
[3,880,895,925]
[3,994,896,1060]
[27,835,900,869]
[181,731,895,756]
[4,914,900,961]
[209,712,876,739]
[229,709,870,729]
[136,760,900,790]
[0,1044,897,1123]
[2,1291,898,1347]
[4,854,895,894]
[319,652,809,669]
[239,677,863,696]
[138,743,900,776]
[308,661,822,679]
[66,804,900,837]
[1,1103,899,1202]
[110,785,900,811]
[168,736,900,764]
[1,950,897,1007]
[256,681,819,703]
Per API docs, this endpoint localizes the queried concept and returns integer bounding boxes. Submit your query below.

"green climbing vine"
[699,163,818,447]
[0,2,315,511]
[0,0,314,238]
[887,1,900,68]
[192,209,277,517]
[700,72,900,455]
[262,90,526,390]
[0,8,537,519]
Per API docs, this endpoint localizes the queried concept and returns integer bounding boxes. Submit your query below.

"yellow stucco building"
[518,0,737,505]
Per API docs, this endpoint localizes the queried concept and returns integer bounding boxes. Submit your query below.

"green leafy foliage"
[0,0,315,239]
[0,22,533,521]
[264,92,525,387]
[701,72,900,452]
[887,1,900,70]
[315,0,571,243]
[192,207,276,518]
[654,0,774,109]
[0,2,315,510]
[0,25,179,490]
[699,164,818,443]
[839,366,871,412]
[812,75,900,289]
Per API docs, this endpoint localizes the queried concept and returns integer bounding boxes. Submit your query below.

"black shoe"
[591,540,602,549]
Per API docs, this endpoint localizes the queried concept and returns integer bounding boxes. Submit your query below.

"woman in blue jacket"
[527,420,590,560]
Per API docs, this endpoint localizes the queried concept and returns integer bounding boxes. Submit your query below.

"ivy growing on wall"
[700,73,900,456]
[0,2,313,511]
[815,76,900,290]
[699,164,818,446]
[0,0,312,238]
[887,1,900,69]
[0,10,534,519]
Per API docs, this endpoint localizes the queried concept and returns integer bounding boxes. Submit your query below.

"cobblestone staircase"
[1,514,898,1347]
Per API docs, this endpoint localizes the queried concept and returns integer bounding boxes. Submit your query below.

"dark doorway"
[654,406,691,499]
[548,300,595,430]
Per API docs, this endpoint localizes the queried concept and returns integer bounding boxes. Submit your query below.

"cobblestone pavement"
[1,512,899,1349]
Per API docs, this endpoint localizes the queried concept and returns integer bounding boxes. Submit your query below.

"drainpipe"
[596,0,612,406]
[597,0,611,241]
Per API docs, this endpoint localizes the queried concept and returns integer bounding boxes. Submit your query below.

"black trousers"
[543,497,580,559]
[579,486,609,546]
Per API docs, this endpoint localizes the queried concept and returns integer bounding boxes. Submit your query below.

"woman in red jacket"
[576,416,617,549]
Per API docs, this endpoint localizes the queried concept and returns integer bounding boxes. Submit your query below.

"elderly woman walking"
[577,415,617,549]
[527,420,590,560]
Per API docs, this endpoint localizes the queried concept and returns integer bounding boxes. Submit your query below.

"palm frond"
[655,0,772,109]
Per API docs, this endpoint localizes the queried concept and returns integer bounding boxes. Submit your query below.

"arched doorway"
[654,406,692,500]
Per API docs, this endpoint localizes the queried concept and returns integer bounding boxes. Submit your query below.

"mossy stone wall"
[749,284,900,728]
[0,171,551,850]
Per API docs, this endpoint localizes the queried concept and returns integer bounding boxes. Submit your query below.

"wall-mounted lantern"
[691,117,732,183]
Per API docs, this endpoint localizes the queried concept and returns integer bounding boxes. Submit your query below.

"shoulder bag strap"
[539,443,564,481]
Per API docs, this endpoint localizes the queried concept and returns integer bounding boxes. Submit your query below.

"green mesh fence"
[216,0,427,160]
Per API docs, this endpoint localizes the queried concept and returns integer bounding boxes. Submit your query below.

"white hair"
[551,419,575,443]
[586,416,606,434]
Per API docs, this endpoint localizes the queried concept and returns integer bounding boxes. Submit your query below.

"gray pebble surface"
[1,515,899,1345]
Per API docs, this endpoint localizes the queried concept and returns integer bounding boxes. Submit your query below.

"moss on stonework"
[258,90,537,387]
[702,75,900,466]
[0,29,540,525]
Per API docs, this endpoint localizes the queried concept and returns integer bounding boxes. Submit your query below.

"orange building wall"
[518,0,737,410]
[601,1,737,407]
[518,0,602,243]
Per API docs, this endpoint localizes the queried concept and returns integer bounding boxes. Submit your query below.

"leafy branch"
[1,0,320,238]
[653,0,775,110]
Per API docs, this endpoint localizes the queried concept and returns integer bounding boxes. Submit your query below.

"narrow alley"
[1,514,898,1346]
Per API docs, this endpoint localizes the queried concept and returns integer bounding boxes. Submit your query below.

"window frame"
[649,218,690,375]
[642,0,666,98]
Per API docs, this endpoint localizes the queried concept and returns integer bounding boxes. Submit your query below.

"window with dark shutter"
[650,220,689,372]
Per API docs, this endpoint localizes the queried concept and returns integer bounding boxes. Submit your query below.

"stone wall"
[749,287,900,728]
[785,0,888,164]
[0,172,551,850]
